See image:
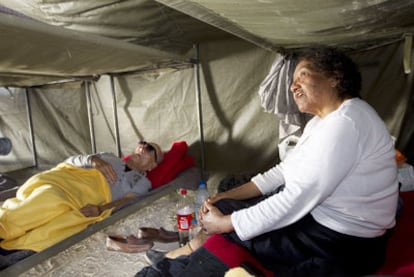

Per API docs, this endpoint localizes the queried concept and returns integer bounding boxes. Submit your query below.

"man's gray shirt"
[64,153,151,201]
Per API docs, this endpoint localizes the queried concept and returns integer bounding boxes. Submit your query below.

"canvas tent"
[0,0,412,175]
[0,0,413,275]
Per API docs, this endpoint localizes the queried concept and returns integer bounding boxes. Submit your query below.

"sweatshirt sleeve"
[231,115,360,240]
[64,153,100,168]
[251,165,285,195]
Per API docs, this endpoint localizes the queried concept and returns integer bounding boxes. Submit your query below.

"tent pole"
[194,44,206,180]
[110,76,122,158]
[403,34,412,74]
[24,88,38,168]
[85,81,96,153]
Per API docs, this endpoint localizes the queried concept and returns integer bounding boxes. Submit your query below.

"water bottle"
[194,180,209,223]
[176,188,194,246]
[189,218,200,241]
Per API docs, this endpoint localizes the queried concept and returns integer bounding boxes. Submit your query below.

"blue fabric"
[135,247,228,277]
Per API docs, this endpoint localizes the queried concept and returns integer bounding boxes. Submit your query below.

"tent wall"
[356,43,413,161]
[0,84,91,172]
[1,37,413,188]
[0,88,34,171]
[86,38,282,186]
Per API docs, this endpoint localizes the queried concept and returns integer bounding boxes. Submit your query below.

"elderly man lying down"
[0,141,163,252]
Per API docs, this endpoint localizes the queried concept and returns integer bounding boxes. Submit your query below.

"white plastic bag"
[398,163,414,191]
[278,135,299,161]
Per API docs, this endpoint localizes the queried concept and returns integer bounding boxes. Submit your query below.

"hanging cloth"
[258,55,310,141]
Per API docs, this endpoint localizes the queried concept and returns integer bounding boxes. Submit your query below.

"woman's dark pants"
[214,198,390,276]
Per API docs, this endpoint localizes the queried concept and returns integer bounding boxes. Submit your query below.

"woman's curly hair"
[297,47,362,99]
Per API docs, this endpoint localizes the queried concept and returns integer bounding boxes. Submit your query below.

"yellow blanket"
[0,163,112,252]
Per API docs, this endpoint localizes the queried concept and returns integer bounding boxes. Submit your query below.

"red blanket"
[376,190,414,276]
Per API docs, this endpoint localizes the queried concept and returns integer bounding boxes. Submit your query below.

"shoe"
[145,249,167,265]
[137,227,179,243]
[106,234,154,253]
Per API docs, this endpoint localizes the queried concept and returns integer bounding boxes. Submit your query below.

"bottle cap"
[199,180,206,188]
[180,188,187,195]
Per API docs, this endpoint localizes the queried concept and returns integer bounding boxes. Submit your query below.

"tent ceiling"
[0,0,232,54]
[0,12,189,87]
[0,1,231,87]
[1,0,414,86]
[157,0,414,51]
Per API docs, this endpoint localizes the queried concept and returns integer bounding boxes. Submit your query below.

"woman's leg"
[219,210,389,275]
[155,195,389,275]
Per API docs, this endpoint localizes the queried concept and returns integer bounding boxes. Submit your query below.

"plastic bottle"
[189,218,200,241]
[176,188,194,246]
[194,180,209,223]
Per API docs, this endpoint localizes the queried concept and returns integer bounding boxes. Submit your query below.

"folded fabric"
[125,141,195,189]
[0,163,112,252]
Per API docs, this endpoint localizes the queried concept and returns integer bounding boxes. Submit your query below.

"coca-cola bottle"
[176,188,194,246]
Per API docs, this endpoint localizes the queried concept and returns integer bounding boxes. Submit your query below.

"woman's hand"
[198,192,227,217]
[80,204,101,217]
[199,202,234,234]
[91,156,117,184]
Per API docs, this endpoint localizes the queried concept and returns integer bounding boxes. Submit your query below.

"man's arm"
[80,193,137,217]
[65,154,117,184]
[64,154,95,167]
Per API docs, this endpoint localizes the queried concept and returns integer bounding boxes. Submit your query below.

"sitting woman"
[140,47,399,276]
[0,141,163,253]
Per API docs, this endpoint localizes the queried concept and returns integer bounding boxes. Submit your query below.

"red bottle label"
[177,213,193,231]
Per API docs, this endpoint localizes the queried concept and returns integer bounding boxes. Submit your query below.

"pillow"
[124,141,195,189]
[150,155,194,189]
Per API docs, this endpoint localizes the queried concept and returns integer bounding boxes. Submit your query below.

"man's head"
[127,141,163,172]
